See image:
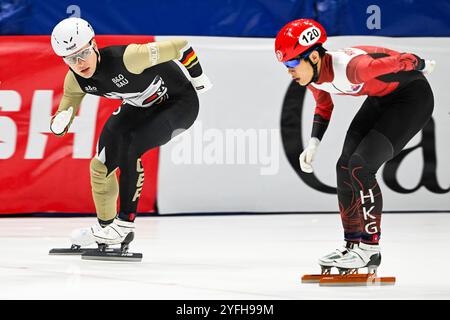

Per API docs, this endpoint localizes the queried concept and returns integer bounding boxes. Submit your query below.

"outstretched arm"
[123,39,212,93]
[347,52,426,83]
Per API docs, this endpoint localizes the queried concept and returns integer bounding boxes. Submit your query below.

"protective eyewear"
[283,50,313,68]
[283,59,301,68]
[63,44,94,65]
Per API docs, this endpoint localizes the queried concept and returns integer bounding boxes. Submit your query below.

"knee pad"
[90,158,119,222]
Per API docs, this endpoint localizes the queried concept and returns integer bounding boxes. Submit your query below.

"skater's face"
[63,40,99,78]
[286,51,321,86]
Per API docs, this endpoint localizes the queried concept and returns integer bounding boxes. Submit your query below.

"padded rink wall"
[0,0,449,215]
[0,36,159,215]
[0,35,449,215]
[156,36,450,214]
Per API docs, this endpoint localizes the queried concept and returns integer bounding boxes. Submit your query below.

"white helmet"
[51,17,95,57]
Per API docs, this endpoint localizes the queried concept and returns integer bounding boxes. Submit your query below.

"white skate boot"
[70,222,104,247]
[92,218,135,246]
[49,221,110,255]
[82,218,142,262]
[318,241,357,274]
[334,242,381,275]
[303,242,395,286]
[50,220,141,261]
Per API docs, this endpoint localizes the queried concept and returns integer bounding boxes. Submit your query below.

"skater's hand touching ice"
[299,137,320,173]
[50,107,73,136]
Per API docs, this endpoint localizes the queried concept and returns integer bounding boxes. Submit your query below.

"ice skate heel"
[81,232,143,262]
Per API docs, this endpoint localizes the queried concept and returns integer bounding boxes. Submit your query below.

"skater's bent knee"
[90,158,107,178]
[348,153,368,173]
[336,155,350,173]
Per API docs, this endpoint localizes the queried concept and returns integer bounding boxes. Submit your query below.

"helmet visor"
[283,59,301,68]
[282,48,316,68]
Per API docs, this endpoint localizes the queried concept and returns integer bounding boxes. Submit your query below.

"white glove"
[191,73,212,94]
[50,107,73,135]
[421,60,436,75]
[299,137,320,173]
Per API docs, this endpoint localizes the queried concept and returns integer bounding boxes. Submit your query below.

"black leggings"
[336,79,434,244]
[97,86,199,219]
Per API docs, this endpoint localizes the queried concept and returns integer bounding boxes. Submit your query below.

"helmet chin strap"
[304,56,319,86]
[90,39,100,63]
[94,47,100,62]
[90,40,101,75]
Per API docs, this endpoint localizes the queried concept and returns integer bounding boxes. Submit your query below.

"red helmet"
[275,19,327,62]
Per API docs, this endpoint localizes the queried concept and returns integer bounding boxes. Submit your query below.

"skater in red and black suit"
[275,19,435,274]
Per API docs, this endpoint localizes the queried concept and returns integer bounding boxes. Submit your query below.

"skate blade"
[81,251,143,262]
[49,247,121,256]
[319,274,396,287]
[301,274,342,283]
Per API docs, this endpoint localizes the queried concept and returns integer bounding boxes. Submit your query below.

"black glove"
[399,53,426,71]
[412,54,426,71]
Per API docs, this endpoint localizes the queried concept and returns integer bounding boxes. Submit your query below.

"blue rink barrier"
[1,0,450,37]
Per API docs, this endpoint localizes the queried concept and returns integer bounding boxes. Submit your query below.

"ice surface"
[1,213,449,299]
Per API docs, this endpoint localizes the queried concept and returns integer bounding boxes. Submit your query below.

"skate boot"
[49,221,113,255]
[302,242,396,286]
[334,242,381,275]
[319,243,395,286]
[70,222,104,247]
[301,241,356,283]
[82,218,142,262]
[92,218,135,246]
[318,241,357,275]
[318,243,395,286]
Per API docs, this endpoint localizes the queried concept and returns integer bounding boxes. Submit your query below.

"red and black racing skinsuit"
[308,46,434,244]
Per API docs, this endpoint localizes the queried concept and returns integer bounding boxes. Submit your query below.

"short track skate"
[49,233,142,262]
